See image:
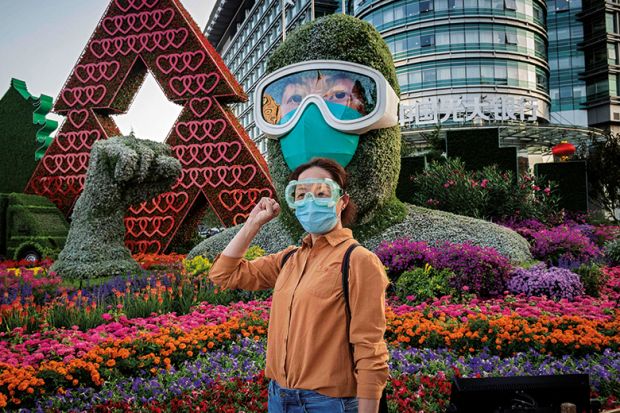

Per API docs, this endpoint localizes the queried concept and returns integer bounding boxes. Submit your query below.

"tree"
[587,132,620,223]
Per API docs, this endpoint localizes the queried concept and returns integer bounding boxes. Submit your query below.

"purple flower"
[431,242,513,298]
[530,225,602,267]
[507,263,585,300]
[375,239,436,280]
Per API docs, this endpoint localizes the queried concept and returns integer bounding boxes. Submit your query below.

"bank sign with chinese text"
[399,94,539,127]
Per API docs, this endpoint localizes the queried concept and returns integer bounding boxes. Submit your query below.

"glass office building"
[579,0,620,133]
[204,0,340,155]
[353,0,552,124]
[547,0,587,126]
[204,0,602,155]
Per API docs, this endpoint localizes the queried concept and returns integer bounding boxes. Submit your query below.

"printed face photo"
[262,69,377,125]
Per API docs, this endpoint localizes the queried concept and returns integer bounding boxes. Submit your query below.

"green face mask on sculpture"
[278,102,360,170]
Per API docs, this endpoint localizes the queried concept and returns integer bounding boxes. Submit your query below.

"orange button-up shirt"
[209,228,390,399]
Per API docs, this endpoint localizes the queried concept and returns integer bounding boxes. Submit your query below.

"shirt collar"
[301,227,353,248]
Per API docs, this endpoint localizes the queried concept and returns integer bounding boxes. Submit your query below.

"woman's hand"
[246,197,280,229]
[221,197,280,259]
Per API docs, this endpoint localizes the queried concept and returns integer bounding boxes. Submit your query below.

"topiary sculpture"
[52,135,181,279]
[189,14,531,262]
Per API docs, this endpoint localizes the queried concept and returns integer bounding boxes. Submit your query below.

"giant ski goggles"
[255,60,399,138]
[284,178,342,209]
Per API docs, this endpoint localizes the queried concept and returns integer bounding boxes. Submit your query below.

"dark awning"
[401,123,606,154]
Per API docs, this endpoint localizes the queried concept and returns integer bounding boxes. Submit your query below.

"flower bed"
[0,230,618,411]
[19,343,620,412]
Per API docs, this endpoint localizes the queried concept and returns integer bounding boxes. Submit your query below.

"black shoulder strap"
[341,243,360,321]
[280,247,298,268]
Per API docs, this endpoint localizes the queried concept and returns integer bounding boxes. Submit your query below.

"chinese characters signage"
[399,94,539,127]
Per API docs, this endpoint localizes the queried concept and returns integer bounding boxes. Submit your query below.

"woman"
[209,157,390,413]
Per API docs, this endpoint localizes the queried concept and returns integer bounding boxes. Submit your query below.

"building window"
[609,43,618,64]
[409,71,422,85]
[397,72,408,86]
[452,65,466,79]
[422,68,436,83]
[555,0,569,11]
[450,29,464,44]
[506,32,518,44]
[536,72,548,90]
[383,6,395,24]
[421,34,435,47]
[466,65,480,80]
[448,0,463,9]
[437,67,451,81]
[559,86,573,98]
[436,31,451,45]
[504,0,516,10]
[495,65,507,84]
[407,2,420,16]
[481,65,494,81]
[606,13,616,33]
[420,0,434,12]
[465,29,479,45]
[480,29,493,44]
[435,0,448,11]
[573,85,585,98]
[494,30,505,44]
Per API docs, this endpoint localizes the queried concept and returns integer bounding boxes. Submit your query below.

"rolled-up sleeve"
[348,249,390,399]
[209,246,296,291]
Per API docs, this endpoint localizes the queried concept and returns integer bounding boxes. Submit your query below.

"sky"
[0,0,216,142]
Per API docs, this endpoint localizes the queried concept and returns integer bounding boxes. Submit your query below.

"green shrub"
[395,264,456,302]
[518,259,543,270]
[604,238,620,265]
[410,158,560,222]
[183,255,212,277]
[244,245,266,261]
[573,263,608,297]
[0,79,56,193]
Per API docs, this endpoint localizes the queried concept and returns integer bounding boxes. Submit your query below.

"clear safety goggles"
[254,60,399,138]
[284,178,342,209]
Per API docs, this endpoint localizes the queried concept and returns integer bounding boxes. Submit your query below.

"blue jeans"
[268,379,359,413]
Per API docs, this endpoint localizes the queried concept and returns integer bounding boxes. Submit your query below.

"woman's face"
[297,166,348,218]
[279,75,367,119]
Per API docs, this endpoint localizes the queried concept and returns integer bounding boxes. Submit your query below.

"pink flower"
[101,313,113,321]
[480,179,489,188]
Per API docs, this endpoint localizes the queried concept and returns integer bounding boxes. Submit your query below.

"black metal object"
[447,374,591,413]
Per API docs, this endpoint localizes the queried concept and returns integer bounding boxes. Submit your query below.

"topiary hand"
[52,135,182,280]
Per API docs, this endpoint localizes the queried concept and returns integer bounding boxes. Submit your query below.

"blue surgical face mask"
[294,197,339,235]
[279,102,360,171]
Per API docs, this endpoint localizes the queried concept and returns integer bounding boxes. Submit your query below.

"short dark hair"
[288,157,358,227]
